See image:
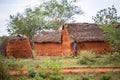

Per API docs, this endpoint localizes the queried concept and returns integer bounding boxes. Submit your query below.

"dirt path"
[9,67,120,76]
[62,67,120,74]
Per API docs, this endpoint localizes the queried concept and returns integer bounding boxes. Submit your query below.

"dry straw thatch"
[63,23,105,43]
[32,30,61,43]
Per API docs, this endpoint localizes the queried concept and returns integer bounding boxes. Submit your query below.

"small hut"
[32,31,62,56]
[62,23,112,55]
[6,35,33,58]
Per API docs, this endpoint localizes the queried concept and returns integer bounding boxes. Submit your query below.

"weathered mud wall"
[34,43,62,56]
[6,39,33,58]
[82,42,112,54]
[62,27,72,55]
[71,42,112,54]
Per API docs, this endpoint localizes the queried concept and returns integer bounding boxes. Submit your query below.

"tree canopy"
[7,8,46,39]
[93,5,120,52]
[7,0,83,39]
[92,5,120,24]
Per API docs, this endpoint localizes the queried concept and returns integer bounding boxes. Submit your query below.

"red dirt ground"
[9,56,120,76]
[9,67,120,76]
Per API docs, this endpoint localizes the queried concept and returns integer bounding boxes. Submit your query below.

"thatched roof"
[63,23,105,43]
[32,31,61,43]
[8,34,27,43]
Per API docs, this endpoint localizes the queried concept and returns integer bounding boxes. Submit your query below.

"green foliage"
[101,52,120,65]
[77,50,97,65]
[7,9,44,39]
[0,36,9,56]
[0,56,10,80]
[7,57,23,70]
[39,59,62,75]
[100,74,112,80]
[26,59,63,79]
[7,0,83,39]
[79,74,94,80]
[33,73,45,80]
[77,50,120,66]
[93,5,120,52]
[38,0,84,30]
[49,75,64,80]
[27,69,36,78]
[63,73,120,80]
[92,5,120,24]
[11,77,28,80]
[101,25,120,52]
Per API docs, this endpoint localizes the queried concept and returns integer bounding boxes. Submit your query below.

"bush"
[39,59,62,75]
[11,77,28,80]
[26,59,63,80]
[49,75,64,80]
[0,56,10,80]
[0,36,9,56]
[27,69,36,78]
[99,52,120,66]
[101,25,120,52]
[108,52,120,62]
[37,71,50,79]
[33,74,44,80]
[7,57,23,70]
[100,74,112,80]
[79,74,94,80]
[77,50,97,65]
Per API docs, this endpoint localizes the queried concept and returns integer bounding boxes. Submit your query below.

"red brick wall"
[6,39,33,58]
[34,43,62,56]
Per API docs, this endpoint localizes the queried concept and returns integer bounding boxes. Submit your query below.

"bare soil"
[9,67,120,76]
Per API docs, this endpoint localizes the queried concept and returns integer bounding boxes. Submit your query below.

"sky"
[0,0,120,36]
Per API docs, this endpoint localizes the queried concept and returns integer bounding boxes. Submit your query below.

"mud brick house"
[62,23,111,54]
[6,35,33,58]
[32,31,62,56]
[32,23,112,56]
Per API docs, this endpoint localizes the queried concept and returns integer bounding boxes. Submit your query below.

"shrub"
[27,69,36,78]
[77,50,97,65]
[100,74,112,80]
[79,74,94,80]
[0,56,10,80]
[100,52,120,66]
[37,71,50,79]
[33,74,44,80]
[0,36,9,56]
[101,25,120,52]
[11,77,28,80]
[49,75,64,80]
[39,59,62,75]
[26,59,63,80]
[108,52,120,62]
[7,57,23,70]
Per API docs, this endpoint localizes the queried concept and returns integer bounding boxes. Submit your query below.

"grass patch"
[4,51,120,70]
[77,51,120,67]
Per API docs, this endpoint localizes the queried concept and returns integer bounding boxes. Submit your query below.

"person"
[73,41,78,57]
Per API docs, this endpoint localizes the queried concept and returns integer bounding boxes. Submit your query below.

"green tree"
[38,0,84,29]
[102,25,120,52]
[7,8,45,39]
[7,0,83,39]
[92,5,120,24]
[93,6,120,52]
